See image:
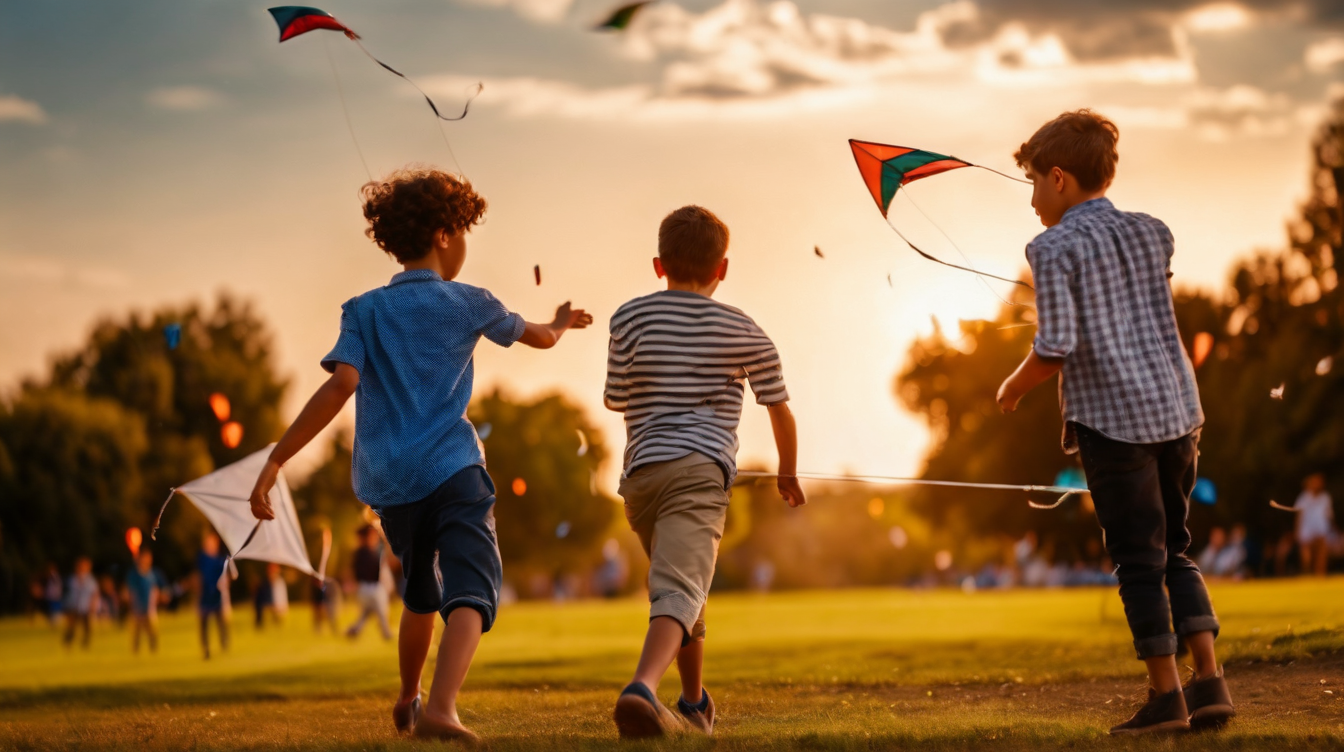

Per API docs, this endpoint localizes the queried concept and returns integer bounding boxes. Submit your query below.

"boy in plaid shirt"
[997,110,1234,735]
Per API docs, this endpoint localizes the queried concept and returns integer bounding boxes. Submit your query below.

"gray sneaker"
[676,688,715,735]
[614,682,685,739]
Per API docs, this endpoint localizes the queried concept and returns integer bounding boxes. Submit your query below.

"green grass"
[2,579,1343,750]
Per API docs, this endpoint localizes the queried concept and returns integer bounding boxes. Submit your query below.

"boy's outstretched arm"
[996,349,1063,413]
[518,302,594,349]
[249,363,360,520]
[767,402,806,507]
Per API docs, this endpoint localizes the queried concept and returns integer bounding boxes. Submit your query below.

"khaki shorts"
[619,452,729,643]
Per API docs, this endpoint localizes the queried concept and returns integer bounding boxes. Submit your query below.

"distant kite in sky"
[268,6,482,123]
[595,1,654,30]
[849,139,1033,290]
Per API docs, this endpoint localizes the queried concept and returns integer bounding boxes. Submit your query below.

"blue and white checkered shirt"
[1028,198,1203,454]
[322,269,525,507]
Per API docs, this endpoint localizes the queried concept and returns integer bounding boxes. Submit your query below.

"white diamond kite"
[152,445,327,580]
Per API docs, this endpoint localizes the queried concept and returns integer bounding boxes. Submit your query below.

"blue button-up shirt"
[322,269,525,507]
[1028,198,1204,454]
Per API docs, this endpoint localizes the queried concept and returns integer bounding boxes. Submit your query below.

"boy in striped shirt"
[604,205,806,738]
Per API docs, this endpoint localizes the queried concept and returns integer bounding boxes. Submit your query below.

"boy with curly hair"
[996,110,1234,734]
[249,168,592,742]
[605,205,805,738]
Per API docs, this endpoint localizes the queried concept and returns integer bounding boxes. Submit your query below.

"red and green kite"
[848,138,1032,289]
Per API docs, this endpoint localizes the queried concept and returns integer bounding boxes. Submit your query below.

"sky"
[1,0,1341,489]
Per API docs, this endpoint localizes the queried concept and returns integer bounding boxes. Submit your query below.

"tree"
[6,293,289,585]
[469,390,618,580]
[0,390,148,610]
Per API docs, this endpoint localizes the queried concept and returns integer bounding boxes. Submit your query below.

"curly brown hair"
[1014,109,1119,191]
[360,168,488,263]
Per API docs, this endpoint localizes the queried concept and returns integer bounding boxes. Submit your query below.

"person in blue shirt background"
[124,548,167,654]
[196,532,229,660]
[247,167,592,742]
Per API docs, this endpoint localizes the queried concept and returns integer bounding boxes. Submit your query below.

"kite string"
[735,471,1082,510]
[884,215,1033,290]
[324,35,373,181]
[973,163,1033,185]
[899,187,1032,310]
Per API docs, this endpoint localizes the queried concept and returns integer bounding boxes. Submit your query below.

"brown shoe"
[1184,668,1236,731]
[1109,688,1190,736]
[613,682,684,739]
[676,688,715,735]
[412,714,479,745]
[393,695,421,734]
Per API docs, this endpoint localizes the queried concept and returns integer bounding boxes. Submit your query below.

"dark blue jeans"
[375,465,503,631]
[1075,423,1220,659]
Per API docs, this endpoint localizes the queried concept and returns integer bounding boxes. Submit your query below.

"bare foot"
[392,694,421,734]
[413,713,479,745]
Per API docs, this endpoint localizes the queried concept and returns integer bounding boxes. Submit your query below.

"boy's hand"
[996,377,1024,413]
[249,459,281,521]
[552,302,594,331]
[778,475,806,507]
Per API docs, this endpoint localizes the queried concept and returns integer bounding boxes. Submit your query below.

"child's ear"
[1051,167,1067,192]
[653,257,666,279]
[716,257,729,281]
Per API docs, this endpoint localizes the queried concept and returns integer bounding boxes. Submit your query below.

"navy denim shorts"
[375,465,503,631]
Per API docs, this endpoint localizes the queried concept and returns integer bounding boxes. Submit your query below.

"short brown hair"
[361,168,487,263]
[658,205,729,283]
[1014,109,1119,191]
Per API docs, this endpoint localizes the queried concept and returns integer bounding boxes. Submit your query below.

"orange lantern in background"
[221,421,244,448]
[511,477,527,496]
[1192,332,1214,369]
[209,392,232,422]
[125,527,143,557]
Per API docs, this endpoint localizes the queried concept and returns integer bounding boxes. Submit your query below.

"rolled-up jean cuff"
[649,591,701,639]
[442,595,496,633]
[1133,632,1179,660]
[1178,616,1220,638]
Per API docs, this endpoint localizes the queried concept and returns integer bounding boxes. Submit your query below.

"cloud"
[1101,84,1323,140]
[1306,37,1344,73]
[0,95,47,124]
[145,85,224,112]
[940,1,1342,62]
[0,254,130,290]
[458,0,574,23]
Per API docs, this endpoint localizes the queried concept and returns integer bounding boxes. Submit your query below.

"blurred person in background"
[62,557,98,650]
[1294,473,1335,577]
[346,524,393,640]
[124,548,167,654]
[196,532,230,659]
[40,563,63,626]
[1211,525,1248,579]
[1196,527,1226,574]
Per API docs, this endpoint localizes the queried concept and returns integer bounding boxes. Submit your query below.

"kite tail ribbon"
[150,487,177,541]
[351,40,482,121]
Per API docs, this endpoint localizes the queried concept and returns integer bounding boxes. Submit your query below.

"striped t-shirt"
[604,290,788,487]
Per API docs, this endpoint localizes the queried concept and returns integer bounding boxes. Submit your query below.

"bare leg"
[1143,654,1182,694]
[397,609,436,705]
[1186,630,1218,678]
[1313,539,1329,577]
[419,607,484,734]
[676,639,704,703]
[631,616,686,692]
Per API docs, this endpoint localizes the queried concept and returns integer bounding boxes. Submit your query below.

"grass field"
[2,579,1342,750]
